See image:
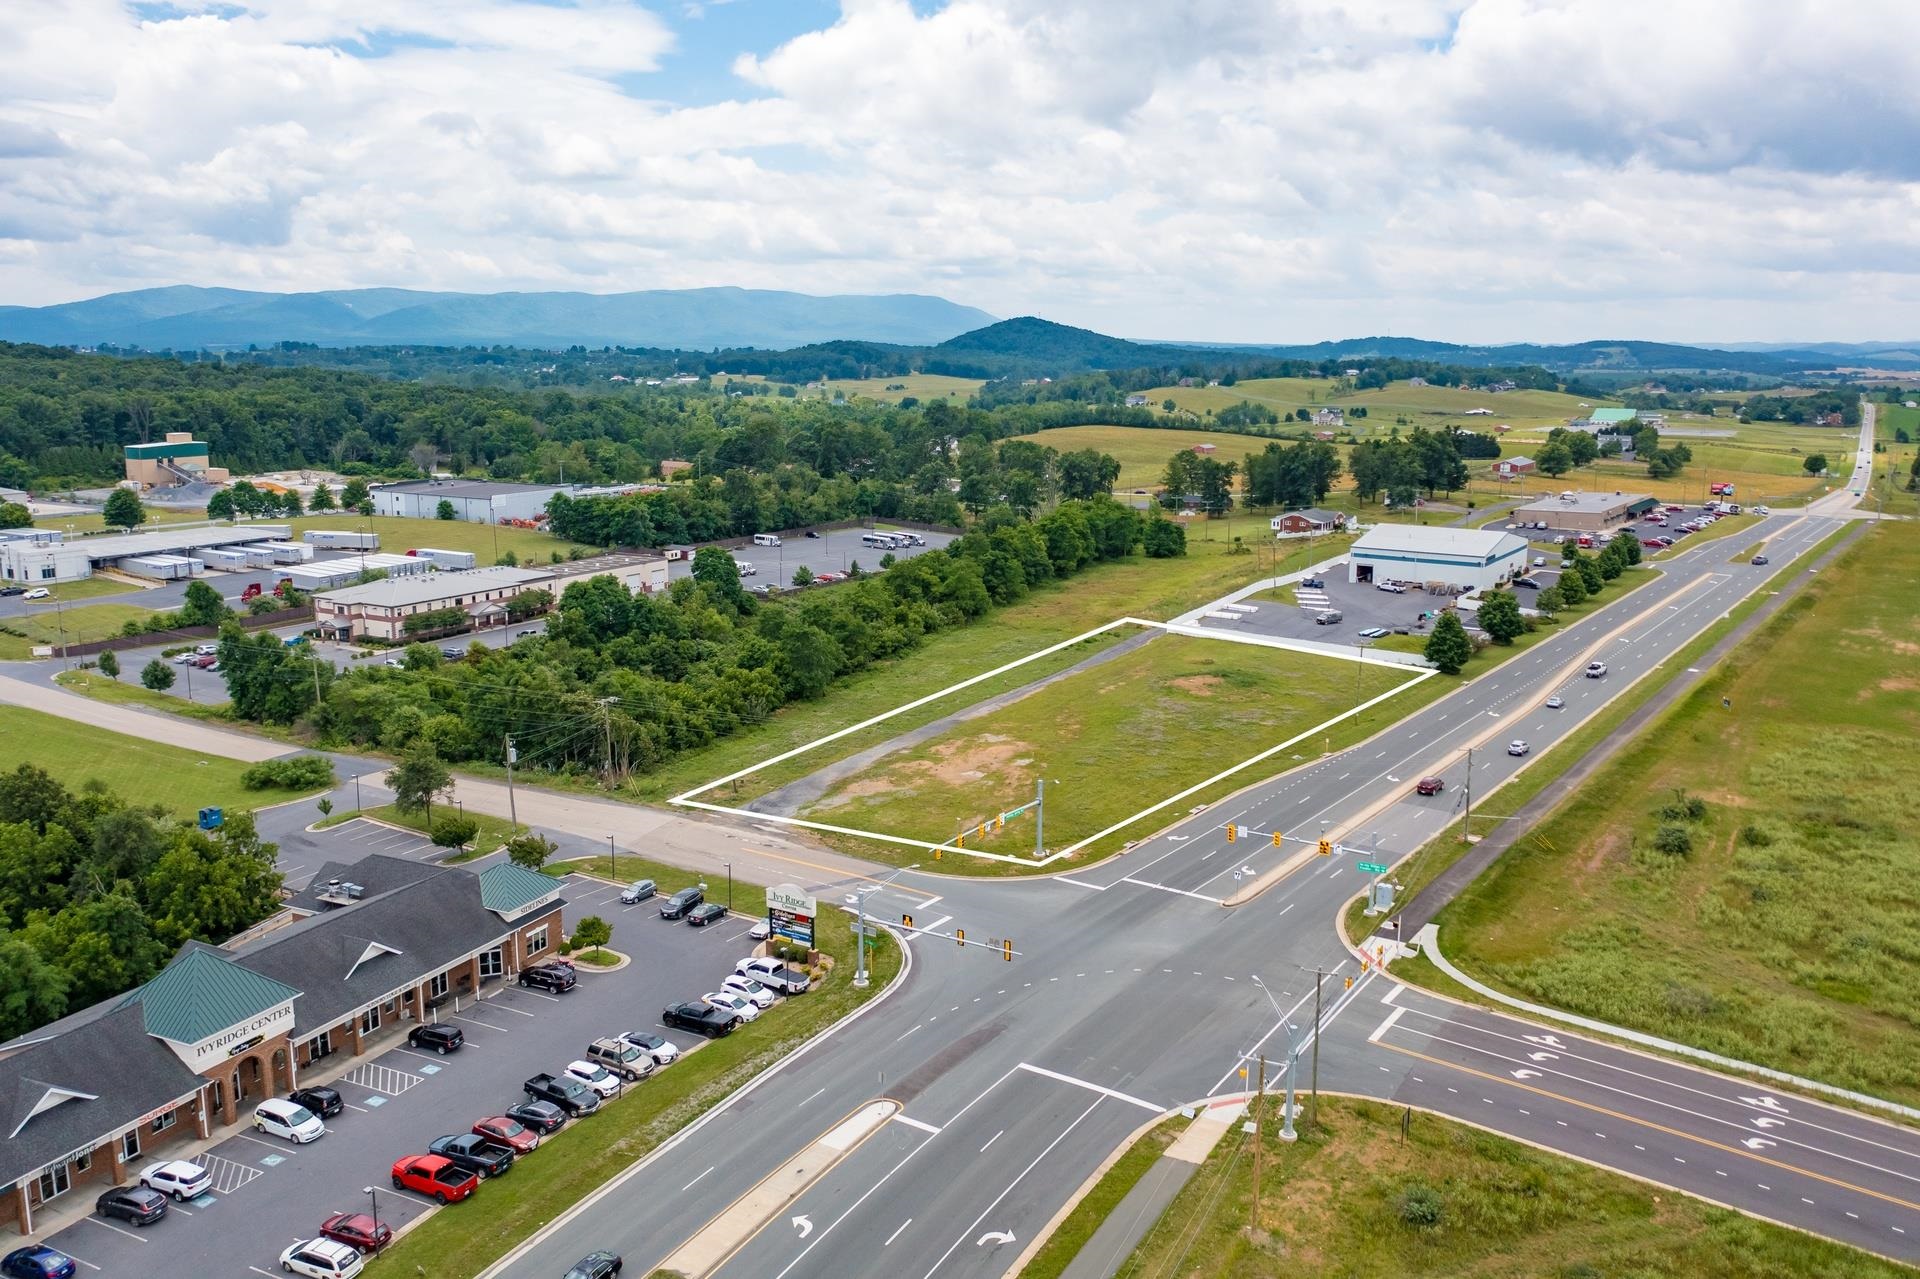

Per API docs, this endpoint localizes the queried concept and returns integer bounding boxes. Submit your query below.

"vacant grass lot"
[1109,1098,1906,1279]
[1874,402,1919,517]
[628,537,1344,804]
[803,634,1413,854]
[1009,423,1287,490]
[0,601,164,658]
[276,514,592,561]
[819,373,983,403]
[1471,419,1849,507]
[1437,524,1920,1103]
[0,704,291,816]
[34,506,208,533]
[376,870,899,1278]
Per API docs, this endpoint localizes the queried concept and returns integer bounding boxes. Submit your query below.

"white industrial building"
[1348,525,1530,593]
[0,524,292,586]
[371,480,563,524]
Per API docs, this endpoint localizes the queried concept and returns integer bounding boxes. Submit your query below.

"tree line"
[0,766,296,1039]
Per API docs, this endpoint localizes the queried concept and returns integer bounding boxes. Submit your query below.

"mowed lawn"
[803,634,1410,855]
[1010,423,1295,490]
[1142,377,1607,436]
[819,373,983,403]
[1874,402,1919,516]
[1437,524,1920,1104]
[1103,1098,1906,1279]
[0,602,165,659]
[0,704,271,816]
[1478,418,1851,506]
[279,514,592,561]
[628,536,1351,805]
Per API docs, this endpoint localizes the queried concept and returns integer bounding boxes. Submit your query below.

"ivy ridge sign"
[767,883,817,948]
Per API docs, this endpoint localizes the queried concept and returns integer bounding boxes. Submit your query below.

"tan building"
[313,565,554,641]
[124,433,230,488]
[0,857,562,1236]
[1511,490,1657,532]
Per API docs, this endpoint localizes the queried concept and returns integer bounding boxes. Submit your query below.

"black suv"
[659,887,704,920]
[95,1185,167,1226]
[519,962,576,993]
[506,1100,567,1135]
[288,1085,343,1118]
[407,1023,465,1054]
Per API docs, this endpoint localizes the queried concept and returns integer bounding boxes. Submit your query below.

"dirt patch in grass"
[1171,674,1224,696]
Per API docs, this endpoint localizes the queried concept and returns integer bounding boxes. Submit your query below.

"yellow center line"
[1378,1041,1920,1214]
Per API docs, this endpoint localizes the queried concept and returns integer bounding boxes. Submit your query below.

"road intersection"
[486,423,1919,1275]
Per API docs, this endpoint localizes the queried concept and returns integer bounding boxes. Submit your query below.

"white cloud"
[0,0,1917,341]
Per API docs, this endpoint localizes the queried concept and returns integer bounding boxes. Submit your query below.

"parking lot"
[32,868,789,1279]
[1195,567,1464,649]
[1479,499,1743,550]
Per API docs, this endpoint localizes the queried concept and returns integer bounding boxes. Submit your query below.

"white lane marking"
[919,1097,1105,1279]
[801,1087,826,1107]
[885,1218,913,1247]
[1381,984,1401,1006]
[981,1129,1005,1153]
[1018,1062,1161,1113]
[81,1216,146,1243]
[1369,1007,1406,1044]
[682,1166,714,1192]
[894,1113,943,1136]
[894,1024,923,1043]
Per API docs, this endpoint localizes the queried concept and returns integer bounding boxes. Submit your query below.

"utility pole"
[1462,745,1473,840]
[1252,1053,1267,1227]
[597,696,617,790]
[1034,777,1045,859]
[1310,969,1325,1128]
[503,734,518,829]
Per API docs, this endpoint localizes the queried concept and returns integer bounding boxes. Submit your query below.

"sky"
[1,0,1917,345]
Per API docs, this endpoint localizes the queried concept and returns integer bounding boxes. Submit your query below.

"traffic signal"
[976,823,987,841]
[955,832,964,849]
[1002,939,1013,962]
[1272,830,1282,847]
[1226,823,1237,843]
[1317,839,1332,857]
[902,913,913,930]
[994,816,1004,831]
[956,928,965,947]
[1344,975,1354,990]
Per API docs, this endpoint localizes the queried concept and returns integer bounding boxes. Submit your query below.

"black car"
[685,902,727,928]
[0,586,23,598]
[288,1085,343,1118]
[408,1023,465,1054]
[662,1000,737,1039]
[519,962,576,994]
[427,1133,515,1178]
[94,1185,167,1226]
[505,1099,567,1135]
[1300,577,1325,589]
[564,1252,623,1279]
[658,887,704,920]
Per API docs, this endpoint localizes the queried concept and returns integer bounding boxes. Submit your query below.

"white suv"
[139,1159,212,1201]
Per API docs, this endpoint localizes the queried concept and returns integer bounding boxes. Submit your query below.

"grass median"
[1015,1117,1180,1279]
[376,882,900,1277]
[314,802,525,860]
[1105,1097,1906,1278]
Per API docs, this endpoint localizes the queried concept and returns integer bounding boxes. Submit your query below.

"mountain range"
[0,285,998,351]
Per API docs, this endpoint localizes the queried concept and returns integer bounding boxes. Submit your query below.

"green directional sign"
[1356,861,1389,875]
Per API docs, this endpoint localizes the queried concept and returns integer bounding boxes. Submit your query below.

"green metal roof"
[124,441,210,458]
[121,945,300,1045]
[1626,497,1658,514]
[1590,407,1638,423]
[478,863,561,916]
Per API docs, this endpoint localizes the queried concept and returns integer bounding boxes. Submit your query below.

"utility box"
[197,807,224,831]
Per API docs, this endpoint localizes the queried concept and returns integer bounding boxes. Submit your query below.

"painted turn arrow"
[792,1216,814,1239]
[1510,1069,1542,1080]
[1527,1052,1559,1062]
[1742,1138,1778,1151]
[977,1230,1015,1247]
[1750,1117,1785,1130]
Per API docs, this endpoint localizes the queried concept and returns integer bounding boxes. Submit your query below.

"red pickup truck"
[390,1154,479,1204]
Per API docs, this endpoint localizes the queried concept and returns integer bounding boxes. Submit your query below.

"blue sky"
[3,1,1917,343]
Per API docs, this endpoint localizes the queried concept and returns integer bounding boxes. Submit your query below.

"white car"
[1545,695,1565,709]
[1586,661,1607,678]
[617,1030,680,1066]
[172,651,197,663]
[253,1097,325,1144]
[279,1238,364,1279]
[139,1159,212,1201]
[721,974,776,1009]
[563,1060,622,1098]
[748,918,771,941]
[1507,740,1530,757]
[22,587,50,600]
[703,991,760,1022]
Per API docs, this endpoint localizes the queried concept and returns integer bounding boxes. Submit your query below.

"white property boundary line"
[671,615,1436,867]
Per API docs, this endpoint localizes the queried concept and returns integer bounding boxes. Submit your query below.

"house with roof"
[0,856,562,1235]
[1311,407,1345,427]
[1495,456,1536,479]
[1270,508,1346,538]
[1124,394,1150,408]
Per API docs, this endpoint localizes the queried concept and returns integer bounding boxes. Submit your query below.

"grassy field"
[1141,377,1609,436]
[549,853,768,918]
[34,506,208,533]
[1873,402,1919,516]
[1434,523,1920,1104]
[801,634,1413,854]
[376,863,899,1277]
[1106,1098,1908,1279]
[19,575,153,602]
[1008,423,1289,491]
[0,602,164,658]
[275,514,591,561]
[623,536,1345,805]
[0,704,301,816]
[316,802,525,860]
[820,373,983,403]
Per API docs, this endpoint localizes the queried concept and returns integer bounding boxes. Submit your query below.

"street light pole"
[853,891,870,989]
[1281,1022,1299,1142]
[607,834,615,881]
[363,1185,380,1233]
[353,772,362,812]
[725,861,733,912]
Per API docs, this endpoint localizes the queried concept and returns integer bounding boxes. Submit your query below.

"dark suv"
[288,1085,343,1118]
[659,887,704,920]
[519,962,577,994]
[407,1023,464,1054]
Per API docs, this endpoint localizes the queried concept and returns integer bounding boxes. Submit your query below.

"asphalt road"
[487,475,1919,1277]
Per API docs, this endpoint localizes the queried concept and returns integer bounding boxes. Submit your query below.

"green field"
[803,634,1413,856]
[274,514,591,561]
[1874,402,1919,516]
[624,536,1344,805]
[19,575,152,603]
[0,704,300,816]
[34,506,208,534]
[1474,417,1850,507]
[1435,524,1920,1104]
[1008,422,1288,491]
[1100,1098,1907,1279]
[0,602,164,659]
[1142,377,1608,437]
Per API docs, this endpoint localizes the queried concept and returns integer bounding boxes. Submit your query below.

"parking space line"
[450,1013,506,1031]
[232,1133,291,1154]
[81,1216,146,1243]
[485,1002,538,1018]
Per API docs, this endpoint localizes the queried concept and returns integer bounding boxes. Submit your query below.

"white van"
[860,532,895,549]
[752,533,782,547]
[254,1097,325,1144]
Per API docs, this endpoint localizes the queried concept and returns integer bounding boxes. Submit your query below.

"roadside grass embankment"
[1102,1097,1909,1279]
[314,802,525,862]
[547,854,769,920]
[376,874,900,1277]
[1401,524,1920,1105]
[0,704,312,817]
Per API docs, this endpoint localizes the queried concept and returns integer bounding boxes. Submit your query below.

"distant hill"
[0,285,998,351]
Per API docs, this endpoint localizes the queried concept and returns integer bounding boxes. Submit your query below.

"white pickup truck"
[735,956,810,995]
